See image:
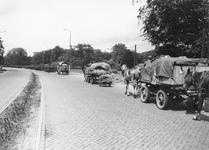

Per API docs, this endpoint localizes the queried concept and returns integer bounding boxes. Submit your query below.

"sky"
[0,0,154,56]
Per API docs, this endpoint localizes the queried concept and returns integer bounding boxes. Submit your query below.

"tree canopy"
[137,0,209,57]
[0,38,4,65]
[110,43,136,68]
[4,48,29,66]
[4,43,155,71]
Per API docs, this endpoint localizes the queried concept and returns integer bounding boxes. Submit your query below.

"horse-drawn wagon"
[139,55,199,109]
[84,62,112,86]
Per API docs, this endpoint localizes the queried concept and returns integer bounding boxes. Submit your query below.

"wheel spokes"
[142,89,147,99]
[158,94,164,105]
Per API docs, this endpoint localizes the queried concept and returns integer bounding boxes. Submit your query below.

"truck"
[57,61,70,75]
[84,62,112,86]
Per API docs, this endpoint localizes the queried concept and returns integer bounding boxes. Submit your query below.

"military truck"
[57,61,70,75]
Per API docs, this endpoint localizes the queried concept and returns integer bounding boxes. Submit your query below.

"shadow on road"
[200,114,209,122]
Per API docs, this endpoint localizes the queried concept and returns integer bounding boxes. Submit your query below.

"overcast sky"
[0,0,154,56]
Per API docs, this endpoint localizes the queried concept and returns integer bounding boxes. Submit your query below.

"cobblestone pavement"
[37,72,209,150]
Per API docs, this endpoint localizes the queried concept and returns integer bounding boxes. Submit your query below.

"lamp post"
[64,29,71,49]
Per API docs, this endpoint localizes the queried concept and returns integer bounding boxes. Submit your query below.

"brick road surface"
[36,72,209,150]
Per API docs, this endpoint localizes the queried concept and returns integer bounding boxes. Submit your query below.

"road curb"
[35,76,45,150]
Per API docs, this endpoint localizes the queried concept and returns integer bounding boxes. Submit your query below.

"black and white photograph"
[0,0,209,149]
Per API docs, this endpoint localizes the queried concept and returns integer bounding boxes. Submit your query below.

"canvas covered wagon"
[139,55,198,109]
[84,62,112,86]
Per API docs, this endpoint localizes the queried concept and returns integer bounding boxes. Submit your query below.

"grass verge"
[0,72,41,150]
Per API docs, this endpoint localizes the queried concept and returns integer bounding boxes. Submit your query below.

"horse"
[183,68,209,120]
[121,64,142,98]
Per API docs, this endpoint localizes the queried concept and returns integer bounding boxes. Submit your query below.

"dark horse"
[184,69,209,120]
[121,64,142,98]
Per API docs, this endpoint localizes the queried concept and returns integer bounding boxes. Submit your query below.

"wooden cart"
[139,56,197,109]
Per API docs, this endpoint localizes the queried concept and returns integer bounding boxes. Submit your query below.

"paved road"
[0,68,30,113]
[29,70,209,150]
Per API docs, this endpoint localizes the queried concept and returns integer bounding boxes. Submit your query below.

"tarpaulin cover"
[89,62,111,70]
[144,56,196,79]
[58,61,68,66]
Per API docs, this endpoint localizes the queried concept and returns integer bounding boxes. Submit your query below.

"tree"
[4,48,28,66]
[137,0,209,57]
[0,37,4,65]
[93,49,111,62]
[111,43,128,65]
[121,50,134,68]
[111,43,135,67]
[73,44,95,72]
[139,49,158,63]
[32,52,43,65]
[50,46,65,62]
[43,50,52,64]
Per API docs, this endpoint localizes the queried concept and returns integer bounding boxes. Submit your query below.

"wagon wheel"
[156,90,169,110]
[140,85,150,103]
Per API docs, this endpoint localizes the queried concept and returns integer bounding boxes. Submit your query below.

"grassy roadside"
[0,72,42,150]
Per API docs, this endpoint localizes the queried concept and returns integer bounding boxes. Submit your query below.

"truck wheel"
[156,90,169,110]
[91,77,94,84]
[99,79,102,86]
[140,85,150,103]
[87,77,90,83]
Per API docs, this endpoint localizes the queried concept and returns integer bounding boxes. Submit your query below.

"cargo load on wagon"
[139,55,209,110]
[84,62,112,86]
[141,55,197,85]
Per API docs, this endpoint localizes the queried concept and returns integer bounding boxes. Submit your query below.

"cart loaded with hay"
[84,62,112,86]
